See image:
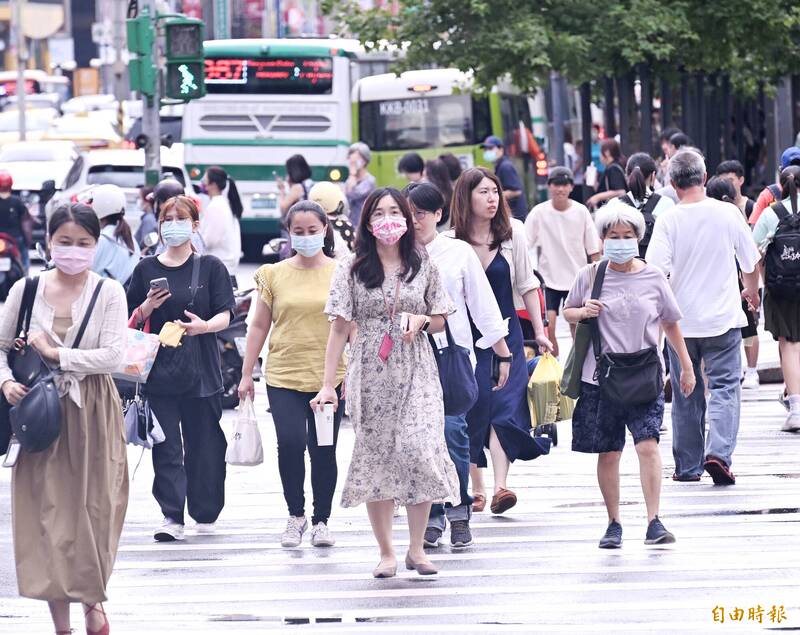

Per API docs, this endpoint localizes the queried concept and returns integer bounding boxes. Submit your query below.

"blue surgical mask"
[291,233,325,258]
[603,238,639,264]
[161,219,194,247]
[483,150,498,163]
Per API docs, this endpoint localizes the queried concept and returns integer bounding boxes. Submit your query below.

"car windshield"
[86,165,185,188]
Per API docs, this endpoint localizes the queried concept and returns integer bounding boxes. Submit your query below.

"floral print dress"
[326,254,461,507]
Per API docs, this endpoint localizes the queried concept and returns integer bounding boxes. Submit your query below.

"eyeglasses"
[413,210,434,221]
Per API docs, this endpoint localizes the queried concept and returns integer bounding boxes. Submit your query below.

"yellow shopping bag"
[527,353,575,428]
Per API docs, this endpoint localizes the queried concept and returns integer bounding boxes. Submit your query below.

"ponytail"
[106,212,135,251]
[625,152,657,203]
[227,177,243,219]
[779,166,800,216]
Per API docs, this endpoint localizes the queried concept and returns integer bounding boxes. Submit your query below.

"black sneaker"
[423,526,442,548]
[449,520,473,548]
[645,516,676,545]
[598,520,622,549]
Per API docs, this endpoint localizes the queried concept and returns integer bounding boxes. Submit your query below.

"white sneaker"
[281,516,307,547]
[782,412,800,433]
[741,369,760,390]
[310,522,336,547]
[154,517,184,542]
[779,389,790,412]
[194,522,216,534]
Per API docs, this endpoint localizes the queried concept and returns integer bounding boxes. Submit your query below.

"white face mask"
[291,233,325,257]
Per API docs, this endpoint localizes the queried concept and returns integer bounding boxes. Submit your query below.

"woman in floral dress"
[311,188,460,578]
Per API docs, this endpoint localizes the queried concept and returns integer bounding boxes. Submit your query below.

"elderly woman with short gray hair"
[563,199,695,549]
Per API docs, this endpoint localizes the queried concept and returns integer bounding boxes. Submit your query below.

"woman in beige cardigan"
[0,203,128,635]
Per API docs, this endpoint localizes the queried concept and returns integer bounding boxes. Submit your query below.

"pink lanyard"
[381,276,402,323]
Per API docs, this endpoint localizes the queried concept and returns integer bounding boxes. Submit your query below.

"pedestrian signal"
[164,18,205,101]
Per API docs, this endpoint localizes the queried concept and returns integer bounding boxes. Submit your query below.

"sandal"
[471,493,486,512]
[490,488,518,515]
[84,604,109,635]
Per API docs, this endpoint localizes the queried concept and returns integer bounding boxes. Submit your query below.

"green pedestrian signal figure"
[178,64,198,96]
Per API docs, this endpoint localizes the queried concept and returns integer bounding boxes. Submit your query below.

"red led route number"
[204,58,333,85]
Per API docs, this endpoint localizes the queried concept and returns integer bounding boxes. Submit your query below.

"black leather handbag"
[145,255,201,396]
[428,321,479,416]
[9,279,105,453]
[590,261,664,406]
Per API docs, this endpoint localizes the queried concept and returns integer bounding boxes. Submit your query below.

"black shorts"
[571,382,663,454]
[544,288,570,315]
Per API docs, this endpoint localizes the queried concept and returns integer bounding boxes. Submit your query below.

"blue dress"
[467,250,551,467]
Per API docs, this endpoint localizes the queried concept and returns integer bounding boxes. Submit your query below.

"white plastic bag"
[225,396,263,466]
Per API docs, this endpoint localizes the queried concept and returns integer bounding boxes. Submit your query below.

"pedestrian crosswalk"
[1,381,799,634]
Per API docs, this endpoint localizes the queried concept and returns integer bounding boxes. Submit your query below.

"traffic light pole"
[142,0,161,186]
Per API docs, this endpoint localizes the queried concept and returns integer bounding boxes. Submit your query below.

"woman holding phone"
[127,196,235,542]
[311,188,459,578]
[449,167,553,516]
[238,201,346,549]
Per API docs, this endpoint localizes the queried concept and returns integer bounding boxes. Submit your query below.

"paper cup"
[314,403,335,446]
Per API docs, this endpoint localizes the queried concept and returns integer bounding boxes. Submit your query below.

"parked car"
[0,140,80,245]
[46,144,193,235]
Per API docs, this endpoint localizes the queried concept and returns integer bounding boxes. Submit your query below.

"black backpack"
[618,193,661,252]
[764,201,800,299]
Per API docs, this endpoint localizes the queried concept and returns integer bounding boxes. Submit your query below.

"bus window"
[360,94,491,151]
[500,95,533,156]
[204,57,334,95]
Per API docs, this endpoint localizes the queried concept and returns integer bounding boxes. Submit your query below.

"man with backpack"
[749,146,800,227]
[646,149,761,486]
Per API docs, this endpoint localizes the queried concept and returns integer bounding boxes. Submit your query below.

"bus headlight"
[190,167,202,178]
[329,168,342,181]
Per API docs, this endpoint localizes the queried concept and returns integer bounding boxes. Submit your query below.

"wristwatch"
[496,354,513,364]
[421,316,432,332]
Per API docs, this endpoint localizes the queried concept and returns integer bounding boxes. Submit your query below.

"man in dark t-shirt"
[0,171,29,271]
[482,135,529,221]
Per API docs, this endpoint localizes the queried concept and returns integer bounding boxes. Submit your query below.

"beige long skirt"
[12,374,129,604]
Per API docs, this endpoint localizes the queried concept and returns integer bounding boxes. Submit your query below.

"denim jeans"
[428,413,472,530]
[667,328,742,478]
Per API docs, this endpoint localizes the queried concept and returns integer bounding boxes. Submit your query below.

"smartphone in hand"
[491,355,501,386]
[149,277,170,293]
[400,312,409,333]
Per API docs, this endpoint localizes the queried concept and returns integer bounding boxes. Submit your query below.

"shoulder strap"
[769,184,782,200]
[72,279,105,349]
[642,193,661,216]
[618,194,636,208]
[15,277,40,339]
[589,260,609,362]
[773,201,790,221]
[188,254,201,308]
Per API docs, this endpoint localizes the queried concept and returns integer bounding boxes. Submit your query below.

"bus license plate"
[0,258,11,272]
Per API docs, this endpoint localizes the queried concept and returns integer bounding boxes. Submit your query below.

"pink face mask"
[371,215,407,245]
[50,245,96,275]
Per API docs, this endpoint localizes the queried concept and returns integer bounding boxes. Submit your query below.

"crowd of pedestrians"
[2,124,800,632]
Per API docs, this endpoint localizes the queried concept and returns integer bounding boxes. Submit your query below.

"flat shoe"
[472,493,486,513]
[490,488,517,515]
[672,472,701,482]
[704,456,736,485]
[372,560,397,578]
[405,552,438,575]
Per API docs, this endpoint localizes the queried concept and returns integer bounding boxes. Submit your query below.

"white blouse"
[0,271,128,407]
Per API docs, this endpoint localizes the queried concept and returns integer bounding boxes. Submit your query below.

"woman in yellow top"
[238,200,346,549]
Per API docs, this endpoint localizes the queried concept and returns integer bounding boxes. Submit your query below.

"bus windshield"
[204,56,334,95]
[359,94,491,151]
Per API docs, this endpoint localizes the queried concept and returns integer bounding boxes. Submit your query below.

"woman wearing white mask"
[0,203,128,635]
[562,200,695,550]
[238,201,346,549]
[126,196,235,542]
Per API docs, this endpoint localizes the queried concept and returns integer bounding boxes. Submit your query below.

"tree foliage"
[322,0,800,95]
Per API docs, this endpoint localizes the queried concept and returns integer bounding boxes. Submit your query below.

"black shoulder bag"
[9,278,105,453]
[145,255,202,396]
[589,260,664,406]
[428,322,479,416]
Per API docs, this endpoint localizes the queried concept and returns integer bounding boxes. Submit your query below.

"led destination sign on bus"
[204,57,333,94]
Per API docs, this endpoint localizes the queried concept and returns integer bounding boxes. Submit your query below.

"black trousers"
[266,385,342,525]
[149,393,227,525]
